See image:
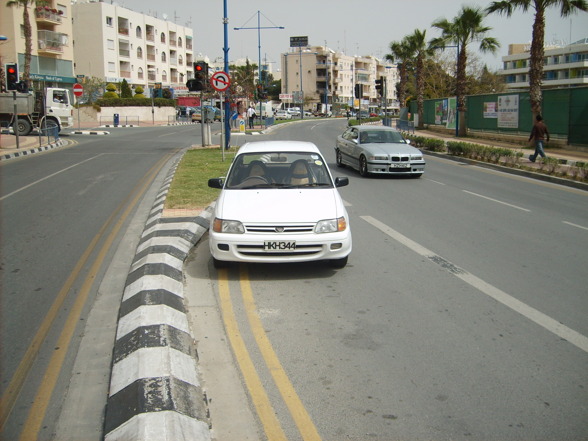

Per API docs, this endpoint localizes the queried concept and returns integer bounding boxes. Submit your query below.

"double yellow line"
[0,152,175,440]
[218,266,322,441]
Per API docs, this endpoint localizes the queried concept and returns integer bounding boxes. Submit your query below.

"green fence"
[419,86,588,146]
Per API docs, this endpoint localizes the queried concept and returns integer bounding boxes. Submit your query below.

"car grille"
[244,223,316,234]
[237,243,323,257]
[391,156,410,162]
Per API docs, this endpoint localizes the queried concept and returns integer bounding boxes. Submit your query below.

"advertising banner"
[446,97,457,130]
[497,94,519,128]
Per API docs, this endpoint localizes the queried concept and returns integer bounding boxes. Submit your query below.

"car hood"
[364,143,421,156]
[215,188,344,223]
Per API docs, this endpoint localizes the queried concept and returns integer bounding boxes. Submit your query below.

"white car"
[274,110,292,120]
[208,141,352,268]
[286,107,301,117]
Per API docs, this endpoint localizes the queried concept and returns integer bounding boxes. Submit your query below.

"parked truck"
[0,88,74,136]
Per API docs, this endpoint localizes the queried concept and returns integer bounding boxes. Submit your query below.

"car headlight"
[213,218,245,234]
[368,155,388,161]
[315,217,347,233]
[412,155,423,161]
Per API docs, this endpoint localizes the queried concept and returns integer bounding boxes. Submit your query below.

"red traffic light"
[8,67,16,74]
[195,64,203,72]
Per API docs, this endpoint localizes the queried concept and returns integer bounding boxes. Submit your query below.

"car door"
[337,127,357,166]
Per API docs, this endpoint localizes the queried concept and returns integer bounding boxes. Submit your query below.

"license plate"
[390,163,410,168]
[264,241,296,251]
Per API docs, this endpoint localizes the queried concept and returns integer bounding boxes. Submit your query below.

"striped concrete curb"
[0,138,66,161]
[104,158,213,441]
[69,130,110,135]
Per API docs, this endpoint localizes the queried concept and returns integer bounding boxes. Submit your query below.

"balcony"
[35,7,62,24]
[38,30,67,54]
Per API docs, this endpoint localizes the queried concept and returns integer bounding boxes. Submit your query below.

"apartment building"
[500,38,588,89]
[71,0,194,95]
[280,45,399,111]
[0,0,75,89]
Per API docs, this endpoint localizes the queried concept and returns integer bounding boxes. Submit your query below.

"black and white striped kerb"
[0,138,66,161]
[104,160,213,441]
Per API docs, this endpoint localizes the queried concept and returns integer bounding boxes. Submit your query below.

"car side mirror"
[335,177,349,188]
[405,139,411,145]
[208,178,224,189]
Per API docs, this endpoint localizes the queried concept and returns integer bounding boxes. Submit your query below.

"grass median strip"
[165,147,235,212]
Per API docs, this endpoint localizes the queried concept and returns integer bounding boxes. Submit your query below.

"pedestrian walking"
[247,105,256,129]
[528,115,549,162]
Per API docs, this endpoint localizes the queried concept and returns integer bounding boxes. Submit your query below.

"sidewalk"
[413,129,588,188]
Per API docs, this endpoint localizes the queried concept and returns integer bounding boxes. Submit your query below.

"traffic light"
[354,83,363,99]
[187,61,208,92]
[256,83,267,100]
[375,76,384,96]
[5,63,19,90]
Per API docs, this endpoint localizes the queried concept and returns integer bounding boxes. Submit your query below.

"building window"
[108,62,116,72]
[136,26,142,38]
[160,32,166,43]
[178,37,182,47]
[107,39,114,50]
[137,46,143,58]
[161,52,166,62]
[106,16,113,27]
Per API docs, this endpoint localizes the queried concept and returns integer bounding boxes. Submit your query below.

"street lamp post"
[234,11,284,85]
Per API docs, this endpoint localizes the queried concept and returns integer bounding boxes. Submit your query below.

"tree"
[432,6,500,136]
[6,0,35,83]
[407,29,435,128]
[486,0,588,117]
[120,79,133,98]
[230,59,257,101]
[385,37,414,110]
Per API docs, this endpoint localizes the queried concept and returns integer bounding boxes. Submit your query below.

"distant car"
[191,106,220,123]
[207,141,352,268]
[287,107,301,117]
[335,125,425,177]
[274,110,292,120]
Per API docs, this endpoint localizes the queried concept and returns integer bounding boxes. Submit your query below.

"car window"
[360,130,405,143]
[225,152,333,189]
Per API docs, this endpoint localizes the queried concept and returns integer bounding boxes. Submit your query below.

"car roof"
[354,125,400,132]
[237,141,321,155]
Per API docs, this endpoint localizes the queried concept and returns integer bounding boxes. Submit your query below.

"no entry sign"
[73,83,83,97]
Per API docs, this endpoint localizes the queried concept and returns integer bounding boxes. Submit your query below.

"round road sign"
[210,71,230,92]
[73,83,83,97]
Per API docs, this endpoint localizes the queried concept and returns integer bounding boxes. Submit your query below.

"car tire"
[212,257,229,269]
[359,155,369,177]
[329,256,348,268]
[336,149,345,168]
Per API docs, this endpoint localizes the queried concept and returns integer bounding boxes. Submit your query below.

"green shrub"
[95,97,175,107]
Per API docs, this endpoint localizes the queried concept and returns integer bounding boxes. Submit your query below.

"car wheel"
[336,149,345,168]
[329,256,348,268]
[213,257,229,269]
[359,155,369,177]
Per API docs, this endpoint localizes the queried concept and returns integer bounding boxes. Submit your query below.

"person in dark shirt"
[528,115,549,163]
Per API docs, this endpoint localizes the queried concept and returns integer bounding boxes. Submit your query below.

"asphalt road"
[0,124,204,441]
[187,119,588,440]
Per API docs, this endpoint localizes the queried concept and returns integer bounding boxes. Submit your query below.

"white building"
[500,38,588,89]
[281,45,398,112]
[0,0,75,89]
[71,1,194,94]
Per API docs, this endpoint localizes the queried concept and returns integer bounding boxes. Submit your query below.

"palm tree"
[486,0,588,118]
[432,6,500,136]
[230,59,257,101]
[6,0,35,83]
[385,37,414,111]
[406,29,435,129]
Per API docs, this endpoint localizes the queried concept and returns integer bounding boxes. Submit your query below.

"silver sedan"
[335,125,425,177]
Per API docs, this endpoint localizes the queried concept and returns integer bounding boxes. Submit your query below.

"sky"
[115,0,588,71]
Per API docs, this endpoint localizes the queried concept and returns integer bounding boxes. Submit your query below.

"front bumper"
[209,229,352,263]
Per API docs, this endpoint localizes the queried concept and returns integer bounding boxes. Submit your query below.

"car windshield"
[225,152,334,189]
[359,130,405,144]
